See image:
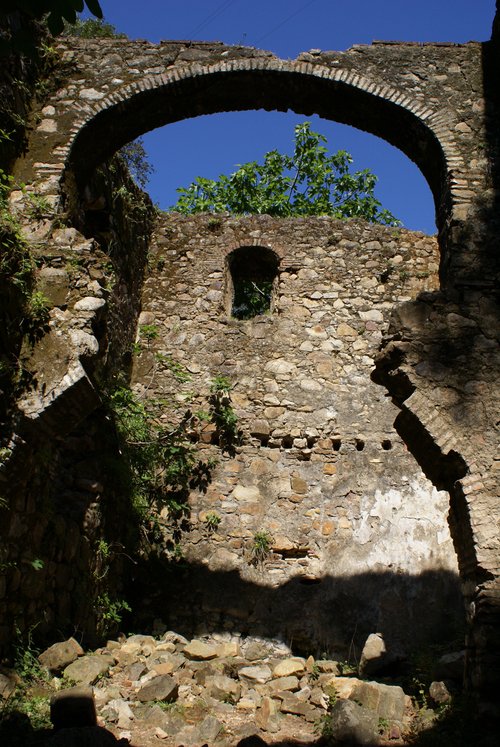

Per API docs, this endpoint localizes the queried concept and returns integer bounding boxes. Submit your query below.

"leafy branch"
[172,122,400,226]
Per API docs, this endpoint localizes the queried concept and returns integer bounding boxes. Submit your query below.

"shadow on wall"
[125,559,464,664]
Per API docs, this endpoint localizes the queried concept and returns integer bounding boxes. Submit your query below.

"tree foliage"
[172,122,399,226]
[0,1,103,54]
[1,1,103,34]
[118,138,154,189]
[61,16,126,38]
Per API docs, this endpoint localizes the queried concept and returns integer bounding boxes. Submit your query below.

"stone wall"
[128,213,464,658]
[0,20,498,708]
[0,160,154,650]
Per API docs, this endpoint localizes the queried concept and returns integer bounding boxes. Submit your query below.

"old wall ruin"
[129,213,463,658]
[0,17,499,710]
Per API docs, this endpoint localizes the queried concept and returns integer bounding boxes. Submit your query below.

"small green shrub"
[13,627,46,683]
[204,511,221,533]
[210,375,232,393]
[209,375,240,452]
[95,592,131,637]
[378,716,390,734]
[250,530,274,565]
[308,661,320,681]
[23,193,52,221]
[140,323,159,341]
[314,686,338,739]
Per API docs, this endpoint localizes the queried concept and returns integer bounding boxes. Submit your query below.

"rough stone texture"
[63,655,114,686]
[9,34,499,291]
[0,21,499,714]
[136,675,178,703]
[183,639,219,661]
[0,670,19,699]
[350,680,406,722]
[128,214,462,658]
[22,631,424,746]
[359,633,388,677]
[429,680,452,704]
[328,698,380,744]
[0,158,153,652]
[39,637,85,673]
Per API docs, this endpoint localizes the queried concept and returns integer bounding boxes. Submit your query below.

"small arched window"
[226,246,279,320]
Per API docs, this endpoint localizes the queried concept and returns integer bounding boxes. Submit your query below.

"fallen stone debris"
[0,631,464,746]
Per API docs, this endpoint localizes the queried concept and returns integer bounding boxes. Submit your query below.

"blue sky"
[87,1,495,233]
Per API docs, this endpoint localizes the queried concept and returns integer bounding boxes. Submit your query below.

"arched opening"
[226,245,279,319]
[140,111,436,234]
[63,63,452,251]
[55,60,471,643]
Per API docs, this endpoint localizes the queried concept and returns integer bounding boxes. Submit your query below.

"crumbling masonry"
[1,13,499,714]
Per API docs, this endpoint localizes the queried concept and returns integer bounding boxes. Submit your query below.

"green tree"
[61,16,126,38]
[172,122,399,226]
[1,1,103,34]
[119,138,154,189]
[0,1,103,54]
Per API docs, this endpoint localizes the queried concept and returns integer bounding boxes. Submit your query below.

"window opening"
[227,246,279,320]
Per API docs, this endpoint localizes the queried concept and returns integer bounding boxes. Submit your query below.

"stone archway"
[17,38,487,283]
[8,35,499,709]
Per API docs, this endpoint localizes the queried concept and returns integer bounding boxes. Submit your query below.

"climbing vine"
[0,160,50,437]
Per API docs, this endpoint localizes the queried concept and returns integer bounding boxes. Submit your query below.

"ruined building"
[0,8,499,718]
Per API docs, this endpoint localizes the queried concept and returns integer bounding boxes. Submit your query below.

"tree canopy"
[172,122,399,226]
[119,138,154,189]
[1,1,103,35]
[0,1,103,54]
[61,16,125,38]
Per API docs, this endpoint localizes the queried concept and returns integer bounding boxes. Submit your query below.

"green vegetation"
[160,354,192,383]
[204,511,221,533]
[139,323,159,344]
[232,278,274,319]
[112,181,151,221]
[1,629,51,741]
[62,16,126,39]
[13,627,46,683]
[23,192,52,220]
[106,385,215,517]
[0,160,51,431]
[118,138,154,189]
[95,592,131,638]
[208,376,240,453]
[103,372,237,568]
[250,530,274,565]
[172,121,399,226]
[0,1,104,55]
[314,686,338,739]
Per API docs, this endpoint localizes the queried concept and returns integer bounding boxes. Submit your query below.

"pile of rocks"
[29,631,430,746]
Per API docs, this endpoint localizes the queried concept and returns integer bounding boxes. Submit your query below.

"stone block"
[351,680,406,721]
[267,675,300,692]
[136,674,178,703]
[238,665,273,685]
[63,655,114,686]
[205,674,241,703]
[359,632,387,677]
[183,639,219,660]
[328,699,379,745]
[39,637,84,673]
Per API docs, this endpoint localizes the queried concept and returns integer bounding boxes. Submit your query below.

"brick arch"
[62,59,462,234]
[223,240,285,262]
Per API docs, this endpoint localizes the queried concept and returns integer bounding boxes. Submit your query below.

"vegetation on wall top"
[0,1,104,55]
[172,121,400,226]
